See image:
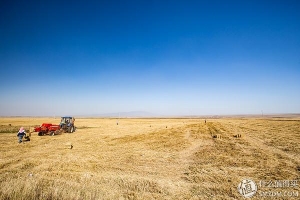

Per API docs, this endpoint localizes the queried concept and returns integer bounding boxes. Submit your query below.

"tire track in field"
[179,123,213,164]
[179,129,202,161]
[244,134,300,164]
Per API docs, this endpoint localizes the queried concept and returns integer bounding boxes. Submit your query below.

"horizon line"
[1,113,300,118]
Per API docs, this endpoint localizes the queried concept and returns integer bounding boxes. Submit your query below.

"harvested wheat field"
[0,117,299,199]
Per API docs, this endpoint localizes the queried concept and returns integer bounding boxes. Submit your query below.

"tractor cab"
[60,116,75,133]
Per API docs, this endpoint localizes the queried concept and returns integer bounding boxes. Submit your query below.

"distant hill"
[88,111,157,118]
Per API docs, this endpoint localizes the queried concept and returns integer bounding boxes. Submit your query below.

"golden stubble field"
[0,117,299,199]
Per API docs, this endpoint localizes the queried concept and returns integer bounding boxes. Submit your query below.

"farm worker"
[17,127,26,143]
[60,118,65,128]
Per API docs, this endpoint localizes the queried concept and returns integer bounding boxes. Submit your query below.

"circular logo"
[237,179,257,198]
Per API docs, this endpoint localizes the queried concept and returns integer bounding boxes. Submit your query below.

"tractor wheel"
[68,126,74,133]
[38,132,43,136]
[50,131,55,136]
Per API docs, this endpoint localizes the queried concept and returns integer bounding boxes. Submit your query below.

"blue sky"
[0,0,299,116]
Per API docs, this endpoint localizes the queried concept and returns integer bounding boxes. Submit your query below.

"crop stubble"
[0,117,299,199]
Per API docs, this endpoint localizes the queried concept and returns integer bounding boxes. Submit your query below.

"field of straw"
[0,117,299,199]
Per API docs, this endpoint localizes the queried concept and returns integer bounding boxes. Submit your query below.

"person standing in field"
[17,127,26,143]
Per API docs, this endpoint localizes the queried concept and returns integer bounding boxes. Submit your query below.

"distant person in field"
[17,127,26,143]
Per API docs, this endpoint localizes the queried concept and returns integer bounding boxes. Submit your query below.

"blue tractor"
[60,116,76,133]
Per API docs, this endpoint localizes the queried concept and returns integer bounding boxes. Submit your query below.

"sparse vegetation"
[0,117,299,199]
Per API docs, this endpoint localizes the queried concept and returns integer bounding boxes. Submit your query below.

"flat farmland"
[0,117,299,199]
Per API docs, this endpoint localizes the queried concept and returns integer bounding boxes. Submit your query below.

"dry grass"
[0,117,299,199]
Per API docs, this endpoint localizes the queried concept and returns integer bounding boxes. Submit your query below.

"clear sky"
[0,0,299,116]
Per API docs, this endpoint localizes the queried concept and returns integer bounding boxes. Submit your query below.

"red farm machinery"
[34,116,76,136]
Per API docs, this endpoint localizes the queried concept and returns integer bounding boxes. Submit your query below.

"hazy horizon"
[1,1,300,116]
[1,111,300,118]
